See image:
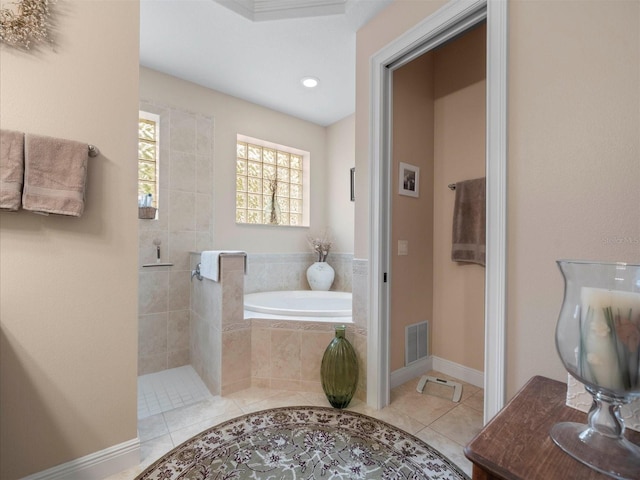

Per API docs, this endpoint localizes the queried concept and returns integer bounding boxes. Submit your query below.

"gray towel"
[0,129,25,211]
[22,133,88,217]
[451,177,485,266]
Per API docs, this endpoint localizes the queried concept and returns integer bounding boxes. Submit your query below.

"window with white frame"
[138,112,159,209]
[235,135,309,226]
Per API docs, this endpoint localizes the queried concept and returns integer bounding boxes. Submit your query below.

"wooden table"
[464,376,640,479]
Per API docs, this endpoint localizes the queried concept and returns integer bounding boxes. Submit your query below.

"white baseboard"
[21,438,140,480]
[390,356,432,389]
[432,356,484,388]
[390,356,484,390]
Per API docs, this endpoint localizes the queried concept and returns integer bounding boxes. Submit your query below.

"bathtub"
[244,290,352,323]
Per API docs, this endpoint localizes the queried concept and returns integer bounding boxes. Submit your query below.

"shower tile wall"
[138,101,214,375]
[190,253,250,396]
[189,253,220,394]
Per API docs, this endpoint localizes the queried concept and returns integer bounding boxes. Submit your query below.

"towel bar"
[88,145,99,157]
[191,263,203,281]
[448,183,456,190]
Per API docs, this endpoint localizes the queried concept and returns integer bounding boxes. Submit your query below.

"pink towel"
[0,129,25,211]
[22,133,88,217]
[451,177,486,266]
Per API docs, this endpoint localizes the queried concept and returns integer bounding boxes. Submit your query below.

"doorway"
[367,0,508,423]
[389,20,487,392]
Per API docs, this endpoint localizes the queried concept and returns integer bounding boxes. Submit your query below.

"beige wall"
[357,0,640,398]
[355,0,446,258]
[432,24,486,371]
[326,114,355,253]
[140,68,347,255]
[390,53,435,371]
[506,0,640,395]
[0,1,140,478]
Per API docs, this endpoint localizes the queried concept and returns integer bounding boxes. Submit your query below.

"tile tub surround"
[244,253,353,294]
[245,253,368,401]
[352,258,369,399]
[190,252,368,400]
[138,101,214,375]
[246,257,366,399]
[250,319,366,397]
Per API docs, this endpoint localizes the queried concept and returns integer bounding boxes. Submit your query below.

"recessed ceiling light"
[301,77,319,88]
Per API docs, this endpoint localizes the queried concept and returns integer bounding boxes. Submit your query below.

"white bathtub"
[244,290,352,323]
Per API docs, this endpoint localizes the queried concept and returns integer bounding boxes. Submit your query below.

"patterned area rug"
[136,406,469,479]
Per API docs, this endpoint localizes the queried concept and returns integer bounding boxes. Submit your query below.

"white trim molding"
[390,356,483,390]
[21,438,140,480]
[432,356,485,388]
[368,0,508,423]
[216,0,345,21]
[483,0,508,423]
[390,357,434,389]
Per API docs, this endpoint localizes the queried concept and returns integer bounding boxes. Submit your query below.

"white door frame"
[367,0,508,422]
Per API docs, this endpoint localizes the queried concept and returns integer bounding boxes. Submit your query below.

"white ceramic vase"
[306,262,335,291]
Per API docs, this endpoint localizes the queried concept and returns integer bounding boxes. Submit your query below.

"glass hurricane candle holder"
[552,260,640,479]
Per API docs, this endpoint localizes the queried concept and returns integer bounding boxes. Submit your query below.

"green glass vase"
[321,325,359,408]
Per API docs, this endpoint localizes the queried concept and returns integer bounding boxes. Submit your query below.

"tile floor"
[137,366,212,418]
[106,367,484,479]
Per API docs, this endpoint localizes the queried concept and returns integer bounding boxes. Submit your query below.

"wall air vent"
[405,320,428,366]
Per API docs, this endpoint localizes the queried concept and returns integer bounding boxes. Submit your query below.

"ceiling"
[139,0,393,126]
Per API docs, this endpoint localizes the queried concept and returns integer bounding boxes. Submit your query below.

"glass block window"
[236,138,306,226]
[138,113,159,208]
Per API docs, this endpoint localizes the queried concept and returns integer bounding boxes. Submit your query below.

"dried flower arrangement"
[0,0,52,49]
[265,178,279,225]
[307,230,332,262]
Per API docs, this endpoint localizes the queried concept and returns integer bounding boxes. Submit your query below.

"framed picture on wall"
[399,162,419,198]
